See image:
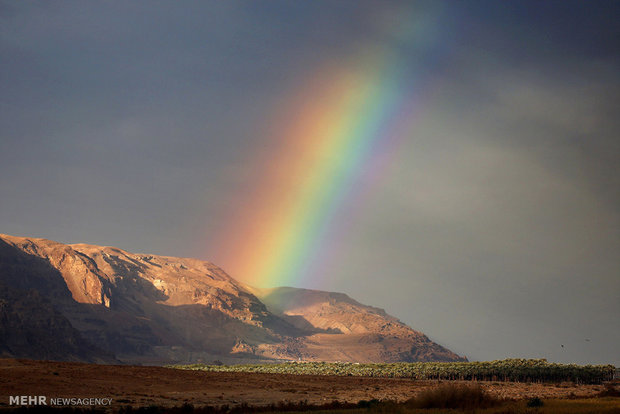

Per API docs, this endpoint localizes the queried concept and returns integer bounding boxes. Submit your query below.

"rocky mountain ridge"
[0,234,465,364]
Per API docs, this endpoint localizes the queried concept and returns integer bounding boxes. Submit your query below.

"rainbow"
[208,6,443,288]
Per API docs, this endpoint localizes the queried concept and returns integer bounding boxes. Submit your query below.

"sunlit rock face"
[0,233,465,364]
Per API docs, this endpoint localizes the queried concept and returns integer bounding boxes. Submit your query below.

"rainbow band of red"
[208,6,442,287]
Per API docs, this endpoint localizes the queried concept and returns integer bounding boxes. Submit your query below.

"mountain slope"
[256,287,464,362]
[0,282,115,363]
[0,234,465,363]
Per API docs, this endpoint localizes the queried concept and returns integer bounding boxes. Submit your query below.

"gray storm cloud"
[1,1,618,365]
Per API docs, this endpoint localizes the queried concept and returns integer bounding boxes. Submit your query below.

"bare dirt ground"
[0,359,613,409]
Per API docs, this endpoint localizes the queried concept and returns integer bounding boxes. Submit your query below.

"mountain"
[255,287,462,362]
[0,234,465,364]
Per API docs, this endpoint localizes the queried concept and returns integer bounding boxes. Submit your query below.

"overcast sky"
[1,1,618,365]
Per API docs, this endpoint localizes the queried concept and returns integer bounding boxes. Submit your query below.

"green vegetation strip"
[171,359,615,384]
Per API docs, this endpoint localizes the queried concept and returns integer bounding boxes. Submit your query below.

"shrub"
[526,397,544,407]
[357,399,380,408]
[598,383,620,397]
[406,383,499,409]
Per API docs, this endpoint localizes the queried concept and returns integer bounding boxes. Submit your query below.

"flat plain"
[1,358,619,412]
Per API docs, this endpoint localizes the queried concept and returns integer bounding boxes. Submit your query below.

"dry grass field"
[0,359,618,413]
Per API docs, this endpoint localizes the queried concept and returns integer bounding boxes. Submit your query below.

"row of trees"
[176,359,615,384]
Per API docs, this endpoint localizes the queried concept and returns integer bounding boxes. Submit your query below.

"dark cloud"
[1,1,618,365]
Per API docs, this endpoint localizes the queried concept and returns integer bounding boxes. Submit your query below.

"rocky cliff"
[0,234,465,364]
